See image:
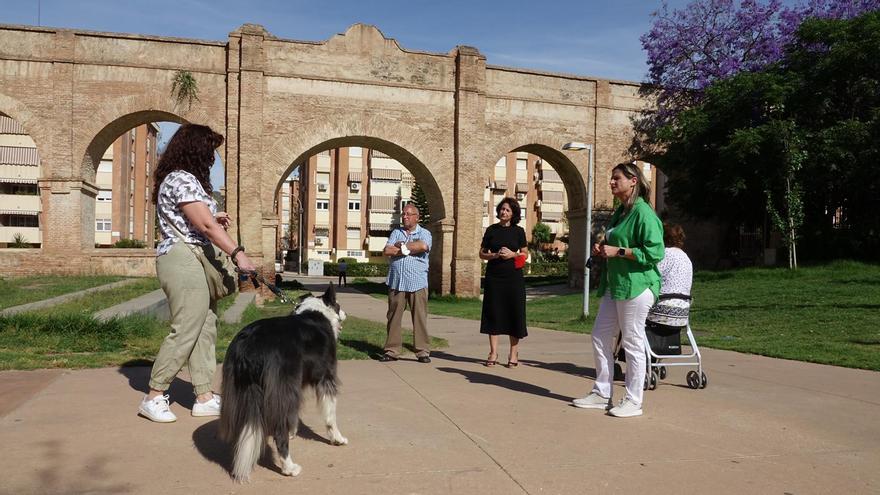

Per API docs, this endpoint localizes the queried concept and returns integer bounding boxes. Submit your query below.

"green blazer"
[596,197,664,301]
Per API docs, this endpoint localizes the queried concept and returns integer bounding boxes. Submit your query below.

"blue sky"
[2,0,693,186]
[2,0,692,81]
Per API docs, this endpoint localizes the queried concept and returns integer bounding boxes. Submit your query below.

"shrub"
[324,262,388,277]
[526,262,568,276]
[337,257,358,264]
[113,238,146,248]
[10,232,30,248]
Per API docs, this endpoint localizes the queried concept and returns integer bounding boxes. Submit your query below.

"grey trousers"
[149,242,219,395]
[384,288,430,358]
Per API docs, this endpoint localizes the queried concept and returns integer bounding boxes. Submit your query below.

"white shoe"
[608,397,643,418]
[139,394,177,423]
[192,394,221,417]
[572,392,612,410]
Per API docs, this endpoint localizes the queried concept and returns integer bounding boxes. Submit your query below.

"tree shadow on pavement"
[116,364,199,409]
[436,367,575,402]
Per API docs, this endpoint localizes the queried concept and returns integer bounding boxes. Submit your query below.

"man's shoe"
[138,394,177,423]
[417,355,431,363]
[571,392,612,410]
[378,353,398,362]
[608,398,643,418]
[192,394,221,417]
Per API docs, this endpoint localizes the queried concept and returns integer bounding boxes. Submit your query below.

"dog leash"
[235,269,292,304]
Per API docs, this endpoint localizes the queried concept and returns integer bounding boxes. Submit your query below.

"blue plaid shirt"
[386,225,432,292]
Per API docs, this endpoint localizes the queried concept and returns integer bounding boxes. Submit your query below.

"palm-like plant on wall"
[170,70,200,109]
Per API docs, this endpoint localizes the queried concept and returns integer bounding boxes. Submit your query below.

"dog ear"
[323,282,336,306]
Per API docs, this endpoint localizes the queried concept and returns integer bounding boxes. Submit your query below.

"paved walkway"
[1,277,878,494]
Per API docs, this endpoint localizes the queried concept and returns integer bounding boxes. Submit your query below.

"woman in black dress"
[479,197,529,368]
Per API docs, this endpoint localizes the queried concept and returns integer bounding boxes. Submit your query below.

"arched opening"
[272,137,444,286]
[0,111,42,248]
[82,113,225,251]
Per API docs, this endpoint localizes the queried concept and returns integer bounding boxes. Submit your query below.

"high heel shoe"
[484,353,497,367]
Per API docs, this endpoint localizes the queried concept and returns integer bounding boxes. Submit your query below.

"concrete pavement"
[1,278,878,494]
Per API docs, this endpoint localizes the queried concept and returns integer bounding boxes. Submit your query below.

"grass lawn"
[353,262,880,370]
[31,277,161,315]
[0,287,447,370]
[0,275,128,310]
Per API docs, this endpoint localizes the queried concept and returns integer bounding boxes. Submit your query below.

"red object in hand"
[514,254,526,269]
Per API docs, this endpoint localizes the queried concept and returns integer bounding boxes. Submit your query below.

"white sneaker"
[139,394,177,423]
[608,398,643,418]
[572,392,612,410]
[192,394,221,417]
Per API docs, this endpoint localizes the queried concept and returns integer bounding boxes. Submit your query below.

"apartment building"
[94,123,159,246]
[277,148,573,264]
[0,114,41,247]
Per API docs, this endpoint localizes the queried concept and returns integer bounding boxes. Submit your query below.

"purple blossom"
[641,0,879,118]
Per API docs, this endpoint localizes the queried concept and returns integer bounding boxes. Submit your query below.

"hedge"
[324,262,389,277]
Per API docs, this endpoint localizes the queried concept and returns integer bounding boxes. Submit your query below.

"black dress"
[480,223,528,338]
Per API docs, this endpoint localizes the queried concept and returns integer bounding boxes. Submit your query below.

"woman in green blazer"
[572,162,664,418]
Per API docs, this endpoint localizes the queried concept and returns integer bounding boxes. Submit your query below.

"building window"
[347,228,360,239]
[516,158,527,170]
[96,218,112,231]
[1,214,38,227]
[97,162,113,173]
[349,147,362,157]
[348,200,360,211]
[97,190,113,202]
[316,200,329,210]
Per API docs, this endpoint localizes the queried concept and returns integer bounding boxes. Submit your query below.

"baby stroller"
[614,293,707,390]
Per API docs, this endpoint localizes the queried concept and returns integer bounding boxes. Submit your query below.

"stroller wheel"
[658,366,667,380]
[649,371,658,390]
[700,372,708,389]
[686,370,700,389]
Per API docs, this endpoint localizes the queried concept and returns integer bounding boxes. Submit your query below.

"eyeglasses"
[402,213,418,217]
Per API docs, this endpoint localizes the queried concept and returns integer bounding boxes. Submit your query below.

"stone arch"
[263,115,448,222]
[77,93,216,183]
[0,91,49,165]
[482,131,588,211]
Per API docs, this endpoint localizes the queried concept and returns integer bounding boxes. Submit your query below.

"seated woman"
[645,223,693,352]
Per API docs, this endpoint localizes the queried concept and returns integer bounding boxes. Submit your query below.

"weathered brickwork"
[0,23,650,296]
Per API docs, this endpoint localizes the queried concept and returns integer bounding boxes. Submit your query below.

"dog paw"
[281,461,302,477]
[331,435,348,446]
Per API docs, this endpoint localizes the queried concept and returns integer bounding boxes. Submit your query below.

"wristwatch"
[400,244,411,256]
[617,247,626,257]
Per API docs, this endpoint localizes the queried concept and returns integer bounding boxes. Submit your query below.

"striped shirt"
[386,225,432,292]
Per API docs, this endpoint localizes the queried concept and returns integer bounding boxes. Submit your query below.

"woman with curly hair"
[137,124,255,423]
[479,197,529,368]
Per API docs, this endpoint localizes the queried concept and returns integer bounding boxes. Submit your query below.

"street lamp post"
[561,142,593,317]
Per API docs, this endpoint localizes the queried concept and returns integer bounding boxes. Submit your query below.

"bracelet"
[230,246,245,265]
[400,244,411,256]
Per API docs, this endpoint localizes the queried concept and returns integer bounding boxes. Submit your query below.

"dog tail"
[220,336,266,482]
[232,420,263,482]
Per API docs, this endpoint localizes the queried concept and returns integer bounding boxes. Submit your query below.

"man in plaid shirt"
[378,204,433,363]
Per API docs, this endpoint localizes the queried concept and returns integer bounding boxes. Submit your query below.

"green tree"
[653,11,880,263]
[410,181,430,226]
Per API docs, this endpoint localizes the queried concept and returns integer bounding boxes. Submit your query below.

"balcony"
[0,193,40,213]
[0,226,41,244]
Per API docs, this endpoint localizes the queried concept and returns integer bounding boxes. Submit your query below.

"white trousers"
[591,289,654,406]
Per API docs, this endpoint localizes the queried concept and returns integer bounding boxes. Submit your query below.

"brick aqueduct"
[0,22,648,296]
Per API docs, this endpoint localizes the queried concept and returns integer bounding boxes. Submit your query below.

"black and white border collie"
[219,284,348,482]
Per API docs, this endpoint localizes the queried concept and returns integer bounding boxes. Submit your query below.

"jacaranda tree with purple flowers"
[651,10,880,265]
[633,0,879,156]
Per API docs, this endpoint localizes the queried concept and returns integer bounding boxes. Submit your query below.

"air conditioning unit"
[516,192,525,200]
[350,182,361,191]
[317,183,328,192]
[535,200,542,207]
